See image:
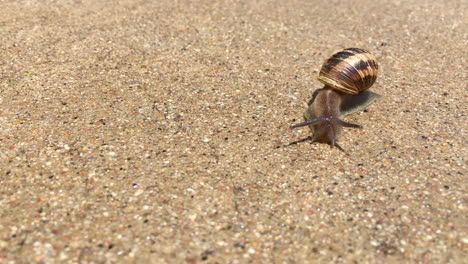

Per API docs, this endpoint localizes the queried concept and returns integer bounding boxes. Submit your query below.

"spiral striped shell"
[318,48,378,95]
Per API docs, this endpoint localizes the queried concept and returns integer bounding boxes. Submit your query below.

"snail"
[291,48,381,153]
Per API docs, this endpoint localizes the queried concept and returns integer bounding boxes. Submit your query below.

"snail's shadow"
[278,136,348,154]
[277,90,319,149]
[277,136,313,149]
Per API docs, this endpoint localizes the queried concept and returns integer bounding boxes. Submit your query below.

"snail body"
[291,48,381,152]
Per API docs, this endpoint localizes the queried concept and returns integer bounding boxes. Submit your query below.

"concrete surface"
[0,0,466,263]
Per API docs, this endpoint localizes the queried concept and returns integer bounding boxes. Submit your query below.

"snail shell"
[318,48,378,95]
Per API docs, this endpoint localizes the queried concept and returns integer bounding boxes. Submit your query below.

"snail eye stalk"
[336,119,363,129]
[290,117,326,129]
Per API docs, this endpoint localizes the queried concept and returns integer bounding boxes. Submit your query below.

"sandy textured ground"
[0,0,466,263]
